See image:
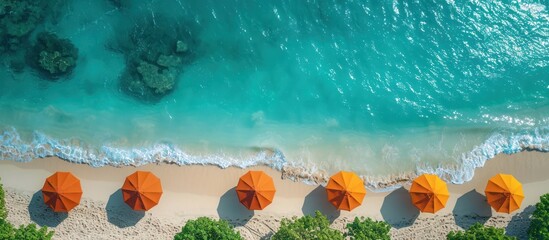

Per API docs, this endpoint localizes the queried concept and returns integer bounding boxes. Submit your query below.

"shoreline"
[2,126,549,193]
[0,151,548,239]
[2,126,549,192]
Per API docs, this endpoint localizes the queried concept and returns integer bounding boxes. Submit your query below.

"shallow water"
[1,0,548,189]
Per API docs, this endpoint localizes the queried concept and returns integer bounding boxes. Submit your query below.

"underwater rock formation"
[137,61,176,94]
[176,41,188,53]
[1,0,66,74]
[156,55,182,68]
[111,16,196,102]
[0,0,64,53]
[28,32,78,78]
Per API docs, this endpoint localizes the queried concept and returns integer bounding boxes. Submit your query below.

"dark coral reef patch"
[108,16,197,102]
[27,32,78,79]
[0,0,67,73]
[0,0,65,53]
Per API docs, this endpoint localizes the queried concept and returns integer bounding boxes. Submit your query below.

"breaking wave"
[1,127,548,191]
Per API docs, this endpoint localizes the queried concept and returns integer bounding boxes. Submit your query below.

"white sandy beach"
[0,151,548,239]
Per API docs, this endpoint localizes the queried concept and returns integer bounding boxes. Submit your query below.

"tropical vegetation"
[272,211,344,240]
[0,178,54,240]
[174,217,242,240]
[447,223,515,240]
[345,216,391,240]
[528,193,549,240]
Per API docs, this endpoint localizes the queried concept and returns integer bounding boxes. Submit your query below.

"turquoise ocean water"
[1,0,548,189]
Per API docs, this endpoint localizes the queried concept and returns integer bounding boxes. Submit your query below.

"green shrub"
[0,218,15,239]
[0,178,6,219]
[174,217,242,240]
[0,178,54,240]
[447,223,515,240]
[529,193,549,240]
[12,223,54,240]
[272,211,344,240]
[345,217,391,240]
[0,219,53,240]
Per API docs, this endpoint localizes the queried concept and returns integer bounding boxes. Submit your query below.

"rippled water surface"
[1,0,548,188]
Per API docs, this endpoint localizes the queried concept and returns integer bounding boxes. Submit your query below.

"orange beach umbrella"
[325,171,366,211]
[122,171,163,211]
[42,172,83,212]
[409,174,449,213]
[235,171,276,210]
[485,173,524,213]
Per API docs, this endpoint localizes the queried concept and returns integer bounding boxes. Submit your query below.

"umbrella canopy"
[122,171,163,211]
[409,174,449,213]
[485,173,524,213]
[42,172,83,212]
[235,171,276,210]
[325,171,366,211]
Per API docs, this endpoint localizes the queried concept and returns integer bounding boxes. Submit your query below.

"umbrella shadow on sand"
[506,205,535,239]
[302,186,340,222]
[106,189,145,228]
[452,190,492,229]
[217,187,254,227]
[380,187,419,228]
[28,191,68,227]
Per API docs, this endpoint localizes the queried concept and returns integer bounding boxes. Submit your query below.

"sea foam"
[419,128,549,184]
[0,128,286,170]
[1,127,548,191]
